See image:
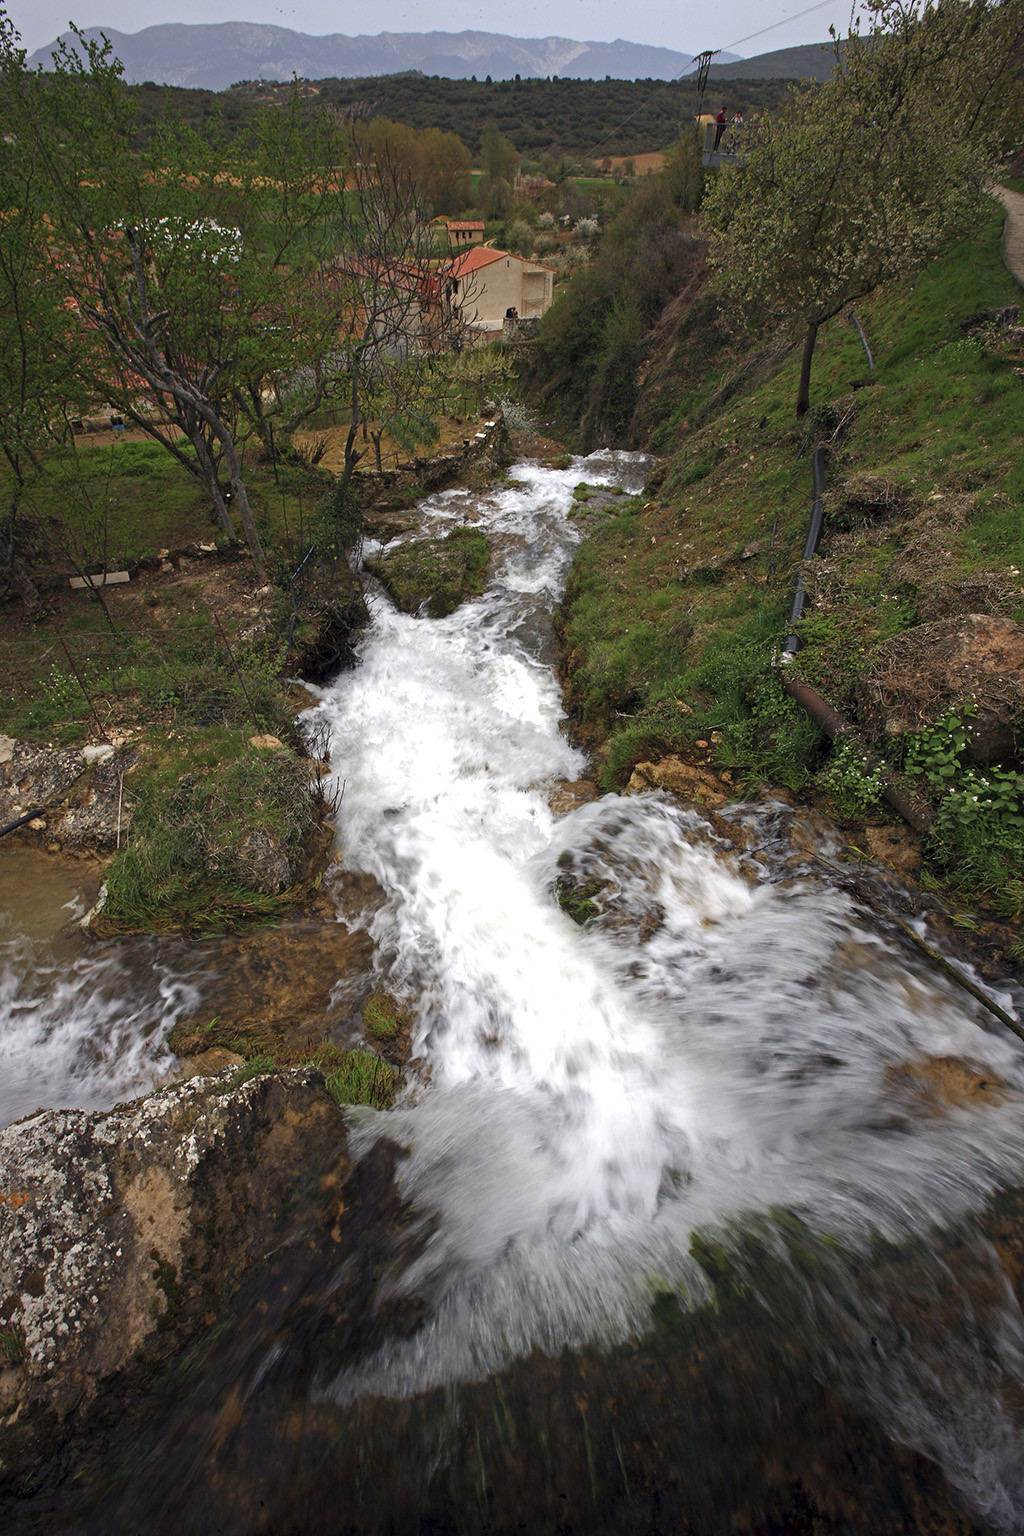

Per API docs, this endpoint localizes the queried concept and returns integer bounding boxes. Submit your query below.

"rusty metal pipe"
[780,673,934,835]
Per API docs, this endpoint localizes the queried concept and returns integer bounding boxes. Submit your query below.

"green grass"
[558,197,1024,933]
[2,437,333,575]
[320,1047,401,1111]
[363,989,407,1044]
[168,1016,402,1110]
[0,581,296,747]
[100,729,315,933]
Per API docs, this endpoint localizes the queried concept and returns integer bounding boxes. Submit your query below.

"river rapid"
[4,452,1024,1533]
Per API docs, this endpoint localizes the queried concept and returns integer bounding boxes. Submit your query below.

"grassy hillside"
[556,198,1024,937]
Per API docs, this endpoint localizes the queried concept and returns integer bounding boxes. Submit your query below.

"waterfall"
[303,455,1024,1528]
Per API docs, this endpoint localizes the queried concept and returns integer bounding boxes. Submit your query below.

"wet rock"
[546,778,599,815]
[365,527,490,619]
[362,510,422,543]
[625,756,732,809]
[885,1055,1006,1113]
[167,920,375,1062]
[0,1067,351,1490]
[173,1046,246,1080]
[857,614,1024,761]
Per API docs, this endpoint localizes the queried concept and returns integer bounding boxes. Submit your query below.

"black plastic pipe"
[782,444,827,654]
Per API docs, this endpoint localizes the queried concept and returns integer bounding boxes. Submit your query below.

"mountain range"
[25,24,755,90]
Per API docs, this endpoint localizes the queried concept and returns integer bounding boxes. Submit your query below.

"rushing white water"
[305,449,1024,1526]
[0,853,191,1127]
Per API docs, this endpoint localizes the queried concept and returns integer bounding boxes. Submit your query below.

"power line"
[576,0,853,167]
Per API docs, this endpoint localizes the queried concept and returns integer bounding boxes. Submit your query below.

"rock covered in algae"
[365,526,490,619]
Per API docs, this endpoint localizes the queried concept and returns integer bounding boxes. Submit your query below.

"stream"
[5,452,1024,1533]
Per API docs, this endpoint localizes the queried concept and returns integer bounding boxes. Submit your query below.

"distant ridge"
[706,41,837,84]
[26,24,725,90]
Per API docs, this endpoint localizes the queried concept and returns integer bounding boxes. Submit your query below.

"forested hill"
[311,74,797,159]
[127,73,797,160]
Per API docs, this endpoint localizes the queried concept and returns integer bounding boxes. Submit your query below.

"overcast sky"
[8,0,860,64]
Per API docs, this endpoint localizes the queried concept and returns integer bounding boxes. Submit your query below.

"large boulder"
[0,1066,356,1490]
[857,614,1024,762]
[365,526,490,618]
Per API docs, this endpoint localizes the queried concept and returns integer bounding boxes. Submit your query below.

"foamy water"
[0,853,192,1127]
[305,453,1024,1526]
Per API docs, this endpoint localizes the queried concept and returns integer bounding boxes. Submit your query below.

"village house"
[449,247,554,338]
[431,218,486,249]
[512,171,556,201]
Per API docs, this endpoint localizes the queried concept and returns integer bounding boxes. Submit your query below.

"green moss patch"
[365,527,490,618]
[99,730,317,934]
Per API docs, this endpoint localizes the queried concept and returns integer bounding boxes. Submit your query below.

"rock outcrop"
[625,755,736,808]
[0,737,136,852]
[0,1066,356,1491]
[365,527,491,619]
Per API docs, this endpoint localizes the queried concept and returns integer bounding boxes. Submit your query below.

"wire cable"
[576,0,854,167]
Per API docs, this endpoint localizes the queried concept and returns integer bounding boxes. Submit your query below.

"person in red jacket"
[713,108,728,150]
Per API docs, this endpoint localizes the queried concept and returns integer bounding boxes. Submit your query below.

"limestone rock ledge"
[0,736,136,853]
[0,1066,350,1490]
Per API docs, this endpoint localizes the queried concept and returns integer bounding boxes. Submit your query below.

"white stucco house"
[449,247,555,337]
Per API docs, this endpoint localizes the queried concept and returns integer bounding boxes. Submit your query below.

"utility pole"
[691,50,719,121]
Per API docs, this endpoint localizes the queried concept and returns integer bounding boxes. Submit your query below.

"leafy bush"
[535,132,704,445]
[817,739,887,816]
[901,705,1024,920]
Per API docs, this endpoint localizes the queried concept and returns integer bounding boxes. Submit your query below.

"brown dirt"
[605,152,667,175]
[293,410,498,476]
[857,612,1024,742]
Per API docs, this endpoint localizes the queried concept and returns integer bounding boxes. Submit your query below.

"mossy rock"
[554,872,608,926]
[365,527,490,618]
[362,988,415,1064]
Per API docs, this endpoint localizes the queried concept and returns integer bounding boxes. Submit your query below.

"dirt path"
[993,183,1024,288]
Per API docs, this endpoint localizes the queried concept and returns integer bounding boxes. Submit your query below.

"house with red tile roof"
[432,218,486,249]
[449,247,554,336]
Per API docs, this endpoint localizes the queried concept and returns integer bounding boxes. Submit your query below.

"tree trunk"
[213,423,266,577]
[189,429,237,540]
[0,495,41,612]
[340,371,363,488]
[796,320,818,417]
